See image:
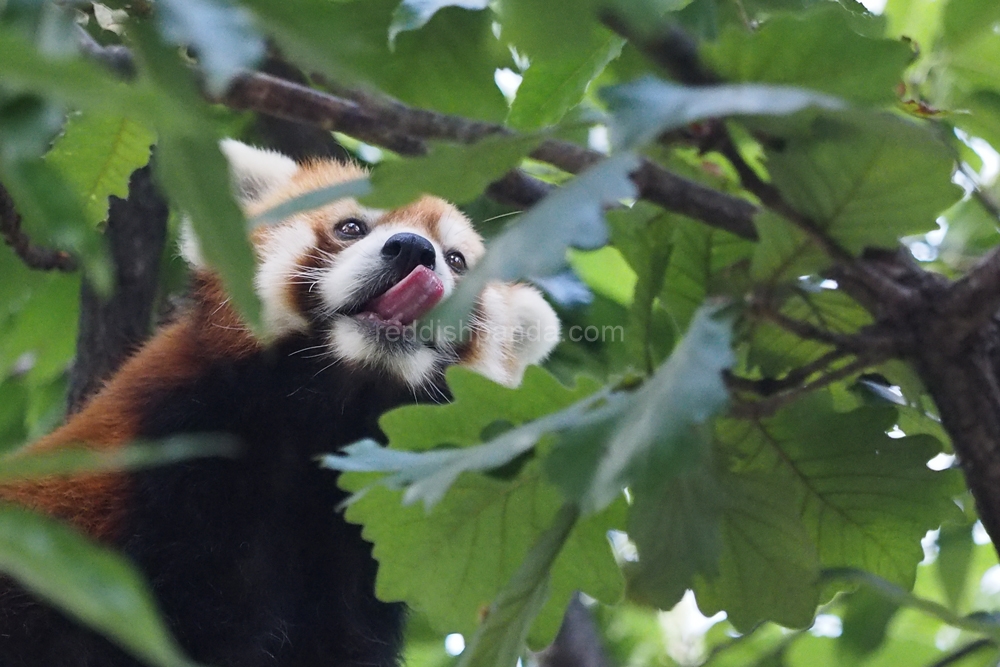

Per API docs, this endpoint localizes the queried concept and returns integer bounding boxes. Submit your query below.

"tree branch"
[0,183,78,272]
[924,639,996,667]
[67,165,168,412]
[224,72,762,238]
[74,32,763,237]
[944,242,1000,343]
[725,347,854,398]
[729,354,886,419]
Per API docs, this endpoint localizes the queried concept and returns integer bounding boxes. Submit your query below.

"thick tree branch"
[599,11,720,86]
[75,34,762,236]
[224,72,761,238]
[944,243,1000,343]
[0,183,78,272]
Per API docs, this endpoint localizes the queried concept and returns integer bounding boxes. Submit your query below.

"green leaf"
[603,77,843,151]
[750,210,829,283]
[938,196,1000,271]
[428,153,639,335]
[567,245,637,307]
[127,23,262,330]
[821,568,1000,642]
[382,365,603,451]
[456,504,579,667]
[0,435,238,482]
[941,0,1000,51]
[702,7,913,105]
[497,0,606,62]
[155,134,261,331]
[333,367,620,644]
[942,8,1000,98]
[936,521,975,610]
[45,112,156,228]
[341,462,624,646]
[625,466,723,611]
[720,392,962,589]
[240,0,511,121]
[693,472,821,631]
[764,111,962,253]
[249,178,372,228]
[324,368,605,508]
[547,305,734,513]
[155,0,265,95]
[605,205,676,371]
[389,0,490,45]
[364,134,542,208]
[0,159,112,293]
[0,29,169,127]
[0,272,81,382]
[659,218,749,333]
[885,0,945,53]
[838,585,900,658]
[0,506,198,667]
[746,286,871,378]
[507,35,624,130]
[0,377,30,454]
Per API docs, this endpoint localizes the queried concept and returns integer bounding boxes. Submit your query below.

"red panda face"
[183,141,498,387]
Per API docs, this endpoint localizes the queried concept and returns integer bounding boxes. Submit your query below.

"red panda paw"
[460,282,560,388]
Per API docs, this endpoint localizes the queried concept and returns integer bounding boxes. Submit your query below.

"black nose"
[381,233,436,275]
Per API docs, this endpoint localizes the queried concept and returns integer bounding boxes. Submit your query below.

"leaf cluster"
[3,0,1000,666]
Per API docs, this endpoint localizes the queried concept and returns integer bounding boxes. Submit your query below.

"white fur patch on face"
[437,211,485,267]
[316,224,455,315]
[316,224,457,385]
[254,221,317,336]
[330,316,439,387]
[462,283,561,387]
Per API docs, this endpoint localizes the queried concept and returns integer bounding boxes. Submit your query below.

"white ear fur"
[178,220,206,269]
[180,141,299,269]
[219,139,298,207]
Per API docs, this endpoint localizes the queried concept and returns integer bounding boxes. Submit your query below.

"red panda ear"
[179,140,299,269]
[220,139,298,207]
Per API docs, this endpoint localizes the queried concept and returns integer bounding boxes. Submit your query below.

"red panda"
[0,140,560,667]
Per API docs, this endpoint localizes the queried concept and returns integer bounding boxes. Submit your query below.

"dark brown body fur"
[0,276,442,666]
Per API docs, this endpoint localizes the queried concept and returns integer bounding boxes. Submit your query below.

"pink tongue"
[367,265,444,324]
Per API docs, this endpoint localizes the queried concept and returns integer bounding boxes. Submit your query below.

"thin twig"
[924,639,996,667]
[729,354,884,419]
[725,347,854,397]
[0,183,78,272]
[749,297,896,354]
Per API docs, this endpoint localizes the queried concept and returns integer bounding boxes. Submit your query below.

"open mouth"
[353,265,445,331]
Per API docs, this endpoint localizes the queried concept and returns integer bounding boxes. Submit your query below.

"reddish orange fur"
[0,276,256,540]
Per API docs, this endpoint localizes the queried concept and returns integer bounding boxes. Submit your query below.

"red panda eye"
[335,218,368,239]
[446,251,467,273]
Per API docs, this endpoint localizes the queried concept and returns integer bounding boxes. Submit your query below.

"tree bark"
[537,595,613,667]
[67,165,168,413]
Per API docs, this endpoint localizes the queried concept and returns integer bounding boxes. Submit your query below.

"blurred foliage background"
[5,0,1000,666]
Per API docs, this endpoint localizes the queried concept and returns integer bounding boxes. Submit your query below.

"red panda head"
[181,140,560,388]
